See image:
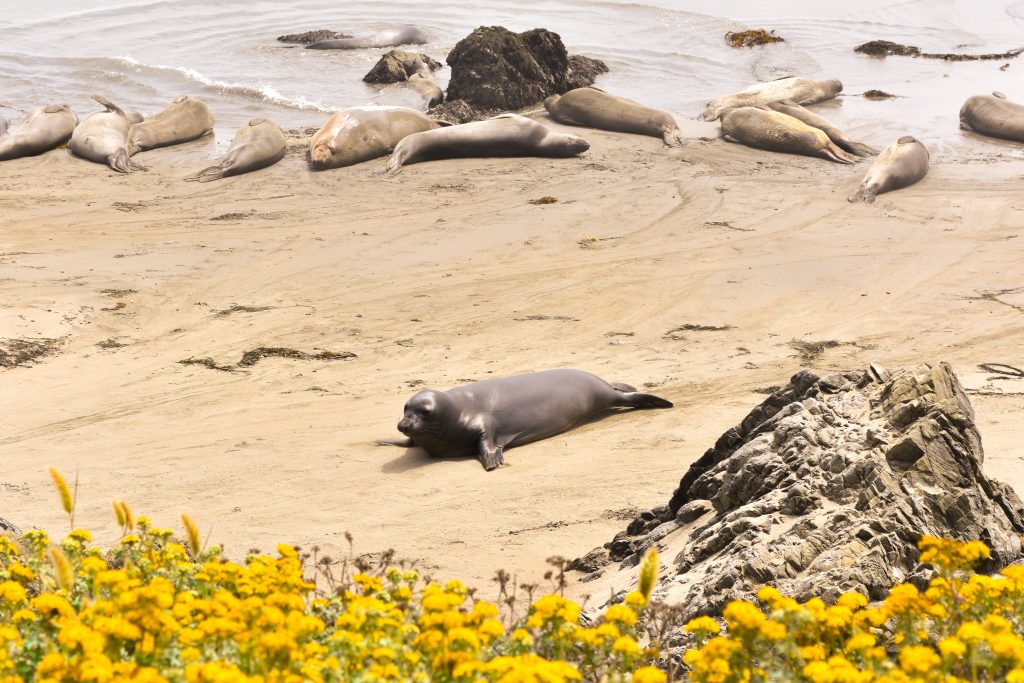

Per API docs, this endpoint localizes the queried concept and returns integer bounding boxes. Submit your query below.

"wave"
[116,55,332,112]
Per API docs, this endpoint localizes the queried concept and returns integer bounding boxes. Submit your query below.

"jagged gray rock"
[579,363,1024,623]
[363,50,443,84]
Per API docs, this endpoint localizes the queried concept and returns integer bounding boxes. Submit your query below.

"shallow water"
[2,0,1023,157]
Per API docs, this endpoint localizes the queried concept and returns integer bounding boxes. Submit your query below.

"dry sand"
[1,116,1022,601]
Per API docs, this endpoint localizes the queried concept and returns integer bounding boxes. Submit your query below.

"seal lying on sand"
[720,107,860,164]
[69,96,146,173]
[0,105,79,161]
[385,114,590,173]
[544,87,684,147]
[703,77,843,121]
[127,95,214,155]
[848,136,929,203]
[960,91,1024,143]
[395,369,673,470]
[765,100,876,157]
[309,105,440,169]
[306,25,427,50]
[185,118,286,182]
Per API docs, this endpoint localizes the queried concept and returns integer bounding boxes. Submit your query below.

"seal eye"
[420,405,432,415]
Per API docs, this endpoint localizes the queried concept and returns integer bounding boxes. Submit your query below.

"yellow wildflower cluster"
[684,535,1024,683]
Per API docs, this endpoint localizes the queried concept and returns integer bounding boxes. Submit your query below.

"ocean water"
[2,0,1023,156]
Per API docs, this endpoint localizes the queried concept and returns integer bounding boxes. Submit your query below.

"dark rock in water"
[364,50,443,84]
[725,29,786,48]
[579,362,1024,623]
[863,89,898,99]
[445,26,608,110]
[566,55,610,91]
[856,40,1024,62]
[277,30,352,45]
[428,99,506,125]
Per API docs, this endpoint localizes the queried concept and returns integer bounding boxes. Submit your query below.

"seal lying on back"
[309,105,440,169]
[185,118,286,182]
[385,114,590,173]
[544,87,684,147]
[126,95,214,155]
[848,136,929,203]
[959,91,1024,143]
[0,105,79,161]
[306,25,427,50]
[69,96,146,173]
[703,77,843,121]
[396,369,673,471]
[765,100,876,157]
[720,107,860,164]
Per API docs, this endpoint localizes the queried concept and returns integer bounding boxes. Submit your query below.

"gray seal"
[384,114,590,173]
[185,118,286,182]
[127,95,214,155]
[720,106,860,164]
[307,25,427,50]
[309,105,440,169]
[395,369,673,470]
[960,91,1024,143]
[765,100,876,157]
[848,136,929,203]
[703,77,843,121]
[544,87,684,146]
[0,105,79,161]
[69,96,146,173]
[408,71,443,108]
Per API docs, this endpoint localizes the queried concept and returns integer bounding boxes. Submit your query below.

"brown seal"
[306,26,427,50]
[765,100,877,157]
[68,96,146,173]
[703,77,843,121]
[309,106,440,169]
[720,107,860,164]
[0,105,79,161]
[185,118,286,182]
[960,91,1024,143]
[848,136,929,203]
[544,87,684,146]
[395,369,673,470]
[127,95,214,155]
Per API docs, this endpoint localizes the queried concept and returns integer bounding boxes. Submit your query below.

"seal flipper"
[848,185,877,204]
[610,382,637,393]
[662,128,685,148]
[91,95,129,118]
[375,437,416,447]
[108,149,147,173]
[618,392,673,409]
[185,162,228,183]
[478,434,505,471]
[820,142,859,164]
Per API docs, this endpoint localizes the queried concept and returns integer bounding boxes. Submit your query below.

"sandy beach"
[2,116,1023,598]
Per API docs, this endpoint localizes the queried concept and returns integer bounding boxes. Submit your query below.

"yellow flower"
[613,635,642,655]
[684,616,720,636]
[0,581,26,604]
[604,604,638,627]
[836,592,867,610]
[759,621,787,641]
[938,637,967,659]
[846,633,875,652]
[723,600,765,632]
[632,666,667,683]
[899,645,941,674]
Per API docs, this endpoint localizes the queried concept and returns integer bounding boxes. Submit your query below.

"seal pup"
[385,114,590,173]
[126,95,214,155]
[309,105,440,169]
[766,100,876,157]
[395,369,673,471]
[185,118,286,182]
[0,105,79,161]
[703,77,843,121]
[720,107,860,164]
[544,87,685,147]
[959,91,1024,143]
[848,136,929,203]
[306,25,427,50]
[68,96,146,173]
[408,71,443,108]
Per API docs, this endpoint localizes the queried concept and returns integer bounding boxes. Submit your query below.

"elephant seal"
[544,87,684,147]
[69,96,146,173]
[0,118,7,137]
[126,95,214,155]
[307,25,427,50]
[766,100,876,157]
[309,105,440,169]
[0,105,79,161]
[408,71,443,108]
[385,114,590,173]
[703,77,843,121]
[960,91,1024,143]
[185,118,286,182]
[396,369,673,471]
[848,136,929,203]
[720,107,860,164]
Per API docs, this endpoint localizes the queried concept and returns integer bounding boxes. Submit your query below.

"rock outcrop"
[363,50,443,84]
[577,363,1024,622]
[444,26,608,112]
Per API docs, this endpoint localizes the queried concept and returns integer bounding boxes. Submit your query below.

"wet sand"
[1,117,1023,595]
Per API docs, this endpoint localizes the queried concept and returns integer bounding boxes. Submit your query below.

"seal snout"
[567,136,590,154]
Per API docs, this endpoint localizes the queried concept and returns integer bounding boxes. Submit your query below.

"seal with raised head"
[408,71,444,108]
[960,91,1024,143]
[720,106,860,164]
[385,114,590,173]
[309,105,440,169]
[69,96,146,173]
[0,105,79,161]
[544,87,685,147]
[306,25,427,50]
[395,369,673,471]
[765,100,876,157]
[185,118,286,182]
[126,95,214,155]
[848,136,929,203]
[702,77,843,121]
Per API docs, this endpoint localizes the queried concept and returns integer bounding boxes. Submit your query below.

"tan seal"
[960,91,1024,143]
[703,77,842,121]
[544,87,684,147]
[186,118,286,182]
[720,107,860,164]
[309,105,440,169]
[0,105,79,161]
[848,136,929,203]
[127,95,214,155]
[69,96,146,173]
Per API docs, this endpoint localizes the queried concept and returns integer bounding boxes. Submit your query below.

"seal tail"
[821,143,859,164]
[620,392,673,409]
[662,128,685,148]
[108,149,147,173]
[848,185,877,204]
[91,95,128,117]
[185,164,227,182]
[841,141,879,157]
